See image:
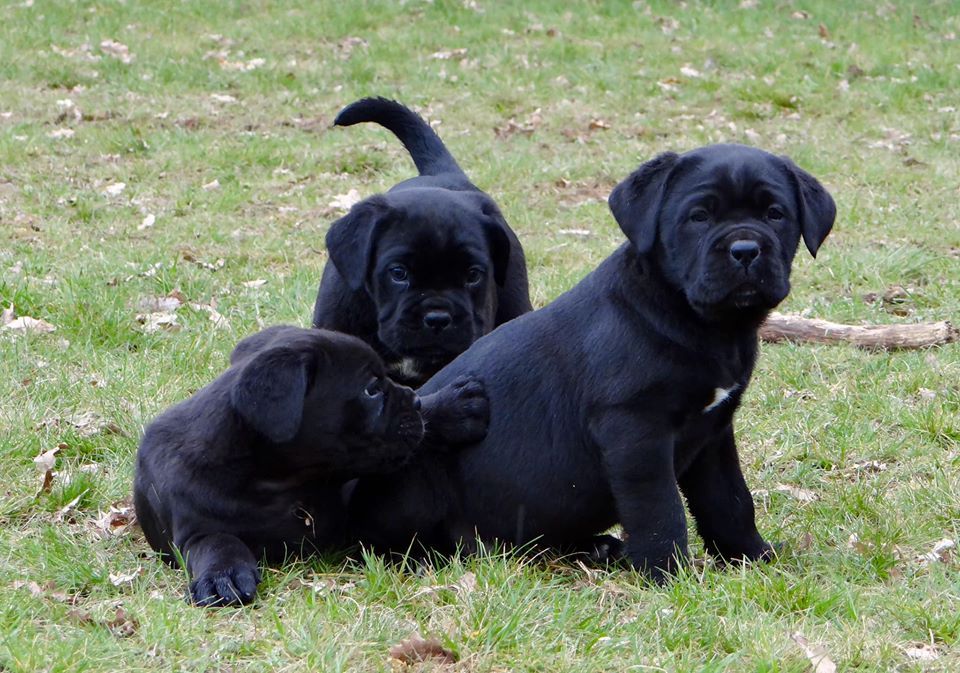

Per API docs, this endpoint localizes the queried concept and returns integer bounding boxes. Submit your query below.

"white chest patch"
[703,383,740,413]
[389,357,421,380]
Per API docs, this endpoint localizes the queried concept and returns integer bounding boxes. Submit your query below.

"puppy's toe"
[451,376,486,399]
[189,566,260,607]
[587,534,626,565]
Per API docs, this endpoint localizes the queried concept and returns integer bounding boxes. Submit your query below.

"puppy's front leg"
[678,424,774,563]
[178,532,261,607]
[419,376,489,448]
[591,409,688,583]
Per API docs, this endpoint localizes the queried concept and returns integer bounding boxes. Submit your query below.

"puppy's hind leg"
[678,425,775,564]
[178,532,262,607]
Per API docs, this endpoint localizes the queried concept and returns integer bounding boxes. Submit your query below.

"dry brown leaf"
[137,294,182,313]
[916,538,955,565]
[388,635,457,666]
[903,643,940,661]
[201,178,221,191]
[100,39,134,63]
[106,606,139,637]
[242,279,267,288]
[775,483,819,503]
[66,411,123,437]
[790,632,837,673]
[109,567,143,587]
[47,128,75,139]
[328,189,362,211]
[53,492,85,523]
[12,579,76,604]
[93,497,138,538]
[138,213,156,230]
[137,312,181,333]
[101,182,126,197]
[34,446,61,496]
[3,315,57,333]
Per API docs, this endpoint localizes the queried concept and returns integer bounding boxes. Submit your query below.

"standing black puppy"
[312,98,532,386]
[134,326,487,606]
[348,145,836,581]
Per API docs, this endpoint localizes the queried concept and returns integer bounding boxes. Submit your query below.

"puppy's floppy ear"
[325,195,393,291]
[608,152,680,254]
[479,201,511,286]
[231,346,314,444]
[781,158,836,258]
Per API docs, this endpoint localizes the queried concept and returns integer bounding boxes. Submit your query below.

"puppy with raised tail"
[347,144,836,581]
[313,98,532,386]
[134,326,487,606]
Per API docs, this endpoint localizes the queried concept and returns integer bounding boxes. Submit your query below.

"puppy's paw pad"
[189,565,260,607]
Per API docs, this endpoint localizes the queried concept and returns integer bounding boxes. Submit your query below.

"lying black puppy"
[348,144,836,581]
[312,98,532,386]
[134,326,487,606]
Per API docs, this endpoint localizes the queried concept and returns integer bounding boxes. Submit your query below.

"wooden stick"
[759,312,958,350]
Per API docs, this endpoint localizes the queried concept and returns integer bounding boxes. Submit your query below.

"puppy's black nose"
[423,310,452,332]
[729,240,761,270]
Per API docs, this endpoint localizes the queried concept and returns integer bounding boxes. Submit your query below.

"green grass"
[1,0,959,670]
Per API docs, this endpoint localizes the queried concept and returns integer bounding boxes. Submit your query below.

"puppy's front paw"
[442,376,489,445]
[189,563,261,607]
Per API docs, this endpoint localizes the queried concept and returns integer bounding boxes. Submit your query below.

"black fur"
[312,98,532,386]
[347,144,836,582]
[133,326,488,606]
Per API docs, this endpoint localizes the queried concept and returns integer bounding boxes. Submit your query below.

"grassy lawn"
[1,0,958,670]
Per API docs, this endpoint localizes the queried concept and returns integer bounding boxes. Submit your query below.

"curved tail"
[334,97,464,177]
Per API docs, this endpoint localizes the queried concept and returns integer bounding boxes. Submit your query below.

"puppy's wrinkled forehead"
[674,145,793,208]
[672,145,792,207]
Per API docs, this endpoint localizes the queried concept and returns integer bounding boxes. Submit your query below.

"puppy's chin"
[686,281,789,324]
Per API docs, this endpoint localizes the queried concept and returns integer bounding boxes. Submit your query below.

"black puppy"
[312,98,532,386]
[348,144,836,581]
[134,326,487,606]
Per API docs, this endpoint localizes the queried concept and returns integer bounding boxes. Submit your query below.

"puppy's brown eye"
[690,207,711,223]
[766,206,785,221]
[465,267,484,286]
[388,265,409,283]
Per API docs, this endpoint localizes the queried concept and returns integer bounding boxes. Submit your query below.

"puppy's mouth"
[730,284,762,308]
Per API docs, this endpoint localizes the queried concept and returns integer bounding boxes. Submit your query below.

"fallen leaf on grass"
[47,128,75,139]
[494,108,542,139]
[53,491,86,523]
[242,279,267,288]
[136,312,181,333]
[327,189,361,212]
[109,568,143,587]
[916,538,955,565]
[66,411,123,437]
[93,497,138,538]
[210,93,237,104]
[138,213,156,230]
[201,178,221,191]
[106,606,139,637]
[181,251,225,271]
[34,446,61,495]
[137,293,183,313]
[101,182,126,197]
[12,580,77,604]
[188,302,229,329]
[903,643,940,661]
[388,635,457,666]
[2,304,57,334]
[755,484,819,503]
[100,39,134,64]
[790,632,836,673]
